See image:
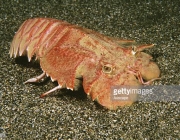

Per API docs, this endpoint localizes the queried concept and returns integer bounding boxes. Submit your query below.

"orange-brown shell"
[10,18,160,109]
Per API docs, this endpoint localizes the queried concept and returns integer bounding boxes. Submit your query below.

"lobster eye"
[102,64,112,74]
[131,46,137,55]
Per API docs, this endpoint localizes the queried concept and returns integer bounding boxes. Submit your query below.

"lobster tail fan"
[9,19,39,60]
[9,18,54,61]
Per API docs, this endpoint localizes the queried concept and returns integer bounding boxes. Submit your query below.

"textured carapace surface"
[10,18,160,109]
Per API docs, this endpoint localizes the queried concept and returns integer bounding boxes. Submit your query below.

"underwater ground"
[0,0,179,139]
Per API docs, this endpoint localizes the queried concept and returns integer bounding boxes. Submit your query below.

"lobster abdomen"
[10,18,90,61]
[10,18,104,92]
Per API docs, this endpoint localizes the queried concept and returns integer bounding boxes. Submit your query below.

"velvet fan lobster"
[10,18,160,109]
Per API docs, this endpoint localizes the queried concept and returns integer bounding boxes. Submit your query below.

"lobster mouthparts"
[10,18,160,110]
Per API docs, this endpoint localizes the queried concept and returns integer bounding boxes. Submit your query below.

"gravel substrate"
[0,0,179,139]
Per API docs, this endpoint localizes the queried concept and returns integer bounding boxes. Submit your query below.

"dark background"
[0,0,179,139]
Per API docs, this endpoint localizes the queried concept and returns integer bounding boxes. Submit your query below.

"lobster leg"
[24,72,46,84]
[127,69,160,85]
[137,73,161,85]
[40,85,61,98]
